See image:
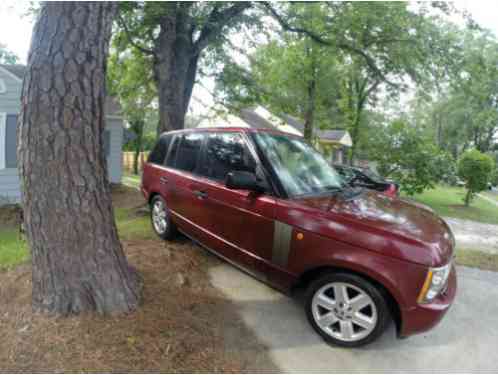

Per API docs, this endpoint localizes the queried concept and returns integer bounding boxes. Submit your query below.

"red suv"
[142,128,456,347]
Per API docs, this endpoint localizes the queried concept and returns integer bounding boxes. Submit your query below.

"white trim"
[0,78,6,94]
[0,66,23,83]
[0,112,6,170]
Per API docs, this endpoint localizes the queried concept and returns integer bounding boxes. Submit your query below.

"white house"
[0,64,124,205]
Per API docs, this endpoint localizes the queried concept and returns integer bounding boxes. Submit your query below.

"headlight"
[417,262,452,304]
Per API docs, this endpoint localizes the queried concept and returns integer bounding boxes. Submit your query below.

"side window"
[148,135,171,165]
[200,132,256,181]
[165,135,180,167]
[174,132,204,173]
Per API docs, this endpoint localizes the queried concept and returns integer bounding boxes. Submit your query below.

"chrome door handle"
[159,177,168,184]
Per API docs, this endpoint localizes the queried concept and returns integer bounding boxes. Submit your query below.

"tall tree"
[116,2,252,134]
[221,2,460,159]
[18,2,142,315]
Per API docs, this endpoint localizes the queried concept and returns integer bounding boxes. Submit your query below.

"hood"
[293,190,454,267]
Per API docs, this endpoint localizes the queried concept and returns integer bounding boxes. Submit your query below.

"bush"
[458,149,495,205]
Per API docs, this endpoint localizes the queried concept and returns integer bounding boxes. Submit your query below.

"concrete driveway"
[210,265,498,372]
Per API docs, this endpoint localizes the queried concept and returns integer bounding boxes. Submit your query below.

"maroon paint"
[141,127,457,338]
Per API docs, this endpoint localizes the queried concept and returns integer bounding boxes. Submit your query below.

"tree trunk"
[154,26,199,135]
[303,38,316,142]
[132,120,144,175]
[464,189,472,207]
[18,2,142,315]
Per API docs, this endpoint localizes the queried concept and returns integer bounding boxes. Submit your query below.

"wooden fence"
[122,151,149,173]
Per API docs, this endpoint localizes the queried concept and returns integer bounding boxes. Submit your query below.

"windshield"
[254,132,344,197]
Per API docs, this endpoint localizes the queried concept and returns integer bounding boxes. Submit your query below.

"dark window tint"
[174,133,204,173]
[148,135,171,165]
[200,132,256,181]
[165,135,180,167]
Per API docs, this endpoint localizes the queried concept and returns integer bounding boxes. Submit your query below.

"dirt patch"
[0,204,22,229]
[0,224,278,371]
[111,184,147,210]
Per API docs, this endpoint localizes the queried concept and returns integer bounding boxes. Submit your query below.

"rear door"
[162,132,207,235]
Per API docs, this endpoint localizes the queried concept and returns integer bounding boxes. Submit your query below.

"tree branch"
[193,2,252,55]
[117,12,155,56]
[262,2,399,88]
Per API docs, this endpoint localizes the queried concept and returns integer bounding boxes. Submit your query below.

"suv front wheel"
[150,195,177,240]
[306,273,390,347]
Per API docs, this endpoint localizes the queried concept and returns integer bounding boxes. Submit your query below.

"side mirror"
[225,171,266,193]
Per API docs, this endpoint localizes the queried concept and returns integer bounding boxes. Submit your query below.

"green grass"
[122,173,141,190]
[0,229,29,268]
[482,191,498,203]
[405,185,498,225]
[115,207,155,241]
[0,205,154,268]
[456,248,498,272]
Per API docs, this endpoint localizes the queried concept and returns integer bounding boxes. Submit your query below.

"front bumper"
[400,264,457,337]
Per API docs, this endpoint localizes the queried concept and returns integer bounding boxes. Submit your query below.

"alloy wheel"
[311,282,378,342]
[152,199,168,234]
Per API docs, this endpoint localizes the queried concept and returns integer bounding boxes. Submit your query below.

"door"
[162,132,208,234]
[196,131,276,271]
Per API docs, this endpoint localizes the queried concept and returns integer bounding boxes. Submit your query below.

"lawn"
[0,229,28,268]
[405,185,498,225]
[0,186,154,269]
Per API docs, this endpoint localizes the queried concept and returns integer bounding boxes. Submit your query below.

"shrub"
[458,149,495,206]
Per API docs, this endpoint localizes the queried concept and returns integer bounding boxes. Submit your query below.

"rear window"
[148,135,171,165]
[173,132,204,173]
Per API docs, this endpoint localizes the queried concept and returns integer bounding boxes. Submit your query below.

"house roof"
[239,107,275,129]
[268,110,350,144]
[0,64,122,117]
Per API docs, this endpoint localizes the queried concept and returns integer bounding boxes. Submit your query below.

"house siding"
[0,68,22,113]
[0,66,124,205]
[106,118,123,184]
[0,168,21,204]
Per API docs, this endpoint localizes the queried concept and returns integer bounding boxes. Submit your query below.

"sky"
[1,1,498,116]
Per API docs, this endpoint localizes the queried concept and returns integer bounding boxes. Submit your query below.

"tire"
[305,272,390,347]
[150,195,177,240]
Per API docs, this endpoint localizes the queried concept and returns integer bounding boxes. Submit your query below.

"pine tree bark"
[18,2,142,315]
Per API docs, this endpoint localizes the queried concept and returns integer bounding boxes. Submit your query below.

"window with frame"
[173,132,204,173]
[200,132,256,181]
[148,135,171,165]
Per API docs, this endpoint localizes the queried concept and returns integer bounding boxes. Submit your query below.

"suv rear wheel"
[150,195,177,240]
[306,273,390,347]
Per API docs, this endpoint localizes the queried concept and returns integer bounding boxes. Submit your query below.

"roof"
[0,64,122,117]
[319,129,348,141]
[239,107,275,129]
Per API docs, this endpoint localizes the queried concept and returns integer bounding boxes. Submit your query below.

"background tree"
[115,2,254,134]
[368,119,454,195]
[108,46,157,175]
[217,2,460,159]
[18,2,142,315]
[0,43,18,64]
[458,149,495,206]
